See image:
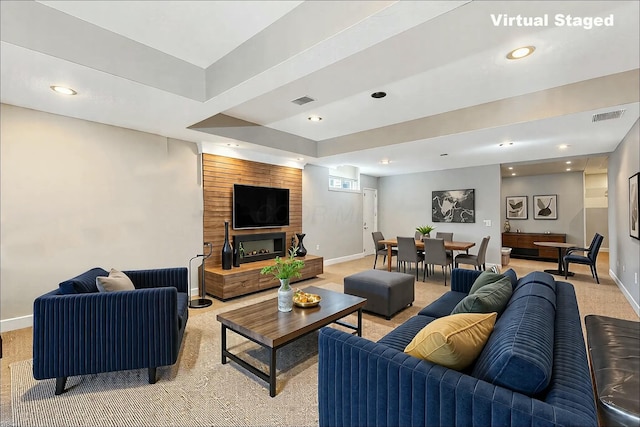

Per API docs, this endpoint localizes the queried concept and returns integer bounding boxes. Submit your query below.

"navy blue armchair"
[33,267,189,395]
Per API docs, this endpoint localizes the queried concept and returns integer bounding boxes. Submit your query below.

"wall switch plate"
[635,272,638,284]
[316,244,320,250]
[484,220,491,227]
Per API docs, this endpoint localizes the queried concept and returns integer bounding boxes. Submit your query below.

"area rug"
[9,282,400,427]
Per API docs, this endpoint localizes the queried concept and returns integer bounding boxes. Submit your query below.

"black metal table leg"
[269,347,277,397]
[221,324,227,364]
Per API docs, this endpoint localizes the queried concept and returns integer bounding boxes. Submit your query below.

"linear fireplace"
[233,232,286,264]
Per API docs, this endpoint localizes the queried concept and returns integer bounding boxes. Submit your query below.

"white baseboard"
[324,252,365,266]
[1,314,33,333]
[609,268,640,317]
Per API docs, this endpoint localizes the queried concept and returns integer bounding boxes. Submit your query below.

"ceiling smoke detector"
[291,96,316,106]
[592,109,625,122]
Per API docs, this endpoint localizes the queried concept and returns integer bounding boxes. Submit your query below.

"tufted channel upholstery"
[318,268,597,427]
[33,267,189,395]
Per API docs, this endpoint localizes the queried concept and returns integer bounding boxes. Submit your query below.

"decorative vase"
[232,242,240,267]
[221,221,233,270]
[504,220,511,232]
[295,233,307,257]
[278,278,294,312]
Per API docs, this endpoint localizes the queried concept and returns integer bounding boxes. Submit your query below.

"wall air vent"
[592,109,625,122]
[291,96,315,106]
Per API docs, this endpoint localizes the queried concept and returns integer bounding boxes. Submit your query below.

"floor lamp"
[188,242,213,308]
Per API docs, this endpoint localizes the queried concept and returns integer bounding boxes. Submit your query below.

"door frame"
[362,187,378,255]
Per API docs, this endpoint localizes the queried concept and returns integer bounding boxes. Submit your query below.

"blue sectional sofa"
[318,268,597,427]
[33,267,189,395]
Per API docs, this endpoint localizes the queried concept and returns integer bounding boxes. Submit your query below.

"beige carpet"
[9,282,400,427]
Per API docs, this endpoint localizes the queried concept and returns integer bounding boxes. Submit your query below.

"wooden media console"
[203,254,324,300]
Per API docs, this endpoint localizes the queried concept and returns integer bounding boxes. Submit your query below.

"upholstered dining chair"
[397,236,424,280]
[436,231,454,260]
[455,236,490,271]
[372,231,397,269]
[423,237,453,286]
[564,233,604,283]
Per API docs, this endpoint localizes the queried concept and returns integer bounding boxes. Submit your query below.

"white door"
[363,188,378,255]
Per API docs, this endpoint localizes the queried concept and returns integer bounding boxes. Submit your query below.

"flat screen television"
[233,184,290,229]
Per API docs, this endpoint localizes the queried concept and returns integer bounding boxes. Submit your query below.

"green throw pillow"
[451,276,512,315]
[469,270,506,295]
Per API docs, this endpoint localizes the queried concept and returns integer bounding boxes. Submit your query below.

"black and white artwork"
[432,189,475,223]
[533,195,557,220]
[630,173,639,240]
[506,196,528,220]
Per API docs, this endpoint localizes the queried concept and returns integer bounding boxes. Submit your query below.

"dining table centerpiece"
[260,247,305,312]
[416,225,436,239]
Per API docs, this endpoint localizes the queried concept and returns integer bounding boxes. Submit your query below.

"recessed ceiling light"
[50,85,77,95]
[558,144,570,150]
[566,168,572,171]
[308,115,322,122]
[499,142,514,147]
[371,92,387,99]
[380,159,390,165]
[506,46,535,60]
[296,157,304,161]
[565,161,572,164]
[440,153,448,157]
[508,166,513,170]
[511,173,516,176]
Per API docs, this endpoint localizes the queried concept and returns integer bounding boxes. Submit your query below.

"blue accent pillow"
[471,289,555,396]
[502,268,518,289]
[59,268,108,294]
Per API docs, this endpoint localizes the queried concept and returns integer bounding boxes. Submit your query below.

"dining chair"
[455,236,490,270]
[436,231,454,260]
[396,236,424,280]
[372,231,397,269]
[564,233,604,283]
[423,237,453,286]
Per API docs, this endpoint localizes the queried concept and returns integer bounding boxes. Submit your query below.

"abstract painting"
[630,172,639,240]
[533,194,557,220]
[506,196,528,220]
[432,189,475,223]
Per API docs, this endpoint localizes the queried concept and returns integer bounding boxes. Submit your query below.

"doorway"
[362,188,378,256]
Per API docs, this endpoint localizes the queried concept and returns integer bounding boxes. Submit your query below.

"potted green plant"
[416,225,436,238]
[260,247,305,312]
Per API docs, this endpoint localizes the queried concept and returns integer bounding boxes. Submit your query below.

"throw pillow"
[404,312,497,370]
[96,268,135,292]
[469,270,505,295]
[451,276,512,315]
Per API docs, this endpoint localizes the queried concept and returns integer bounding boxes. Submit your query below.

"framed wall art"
[506,196,528,220]
[432,189,475,223]
[630,172,639,240]
[533,194,557,220]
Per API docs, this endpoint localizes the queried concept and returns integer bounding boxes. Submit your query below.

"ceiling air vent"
[291,96,315,106]
[592,109,625,122]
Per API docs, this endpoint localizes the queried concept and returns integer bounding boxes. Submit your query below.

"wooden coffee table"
[216,286,366,397]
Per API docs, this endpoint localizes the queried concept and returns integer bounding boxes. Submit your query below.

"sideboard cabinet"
[502,232,566,261]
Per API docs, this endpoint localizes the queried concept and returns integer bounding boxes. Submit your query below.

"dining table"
[533,241,576,276]
[379,238,476,272]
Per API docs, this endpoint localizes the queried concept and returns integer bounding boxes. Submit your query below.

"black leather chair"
[564,233,604,283]
[372,231,397,269]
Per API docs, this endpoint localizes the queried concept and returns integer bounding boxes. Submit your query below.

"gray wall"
[608,119,640,315]
[0,104,203,330]
[302,164,378,261]
[378,165,502,265]
[500,172,585,246]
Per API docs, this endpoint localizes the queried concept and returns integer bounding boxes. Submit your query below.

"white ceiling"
[1,1,638,177]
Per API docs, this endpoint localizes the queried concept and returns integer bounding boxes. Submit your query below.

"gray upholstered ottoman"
[344,270,414,319]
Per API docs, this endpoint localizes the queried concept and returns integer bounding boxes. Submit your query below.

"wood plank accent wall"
[202,154,303,269]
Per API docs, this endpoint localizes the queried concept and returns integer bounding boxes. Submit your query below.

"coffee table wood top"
[216,286,366,349]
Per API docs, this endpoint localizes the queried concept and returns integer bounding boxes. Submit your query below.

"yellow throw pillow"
[404,312,497,370]
[96,268,135,292]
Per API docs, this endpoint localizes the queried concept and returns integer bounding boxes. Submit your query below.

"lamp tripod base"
[189,298,213,309]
